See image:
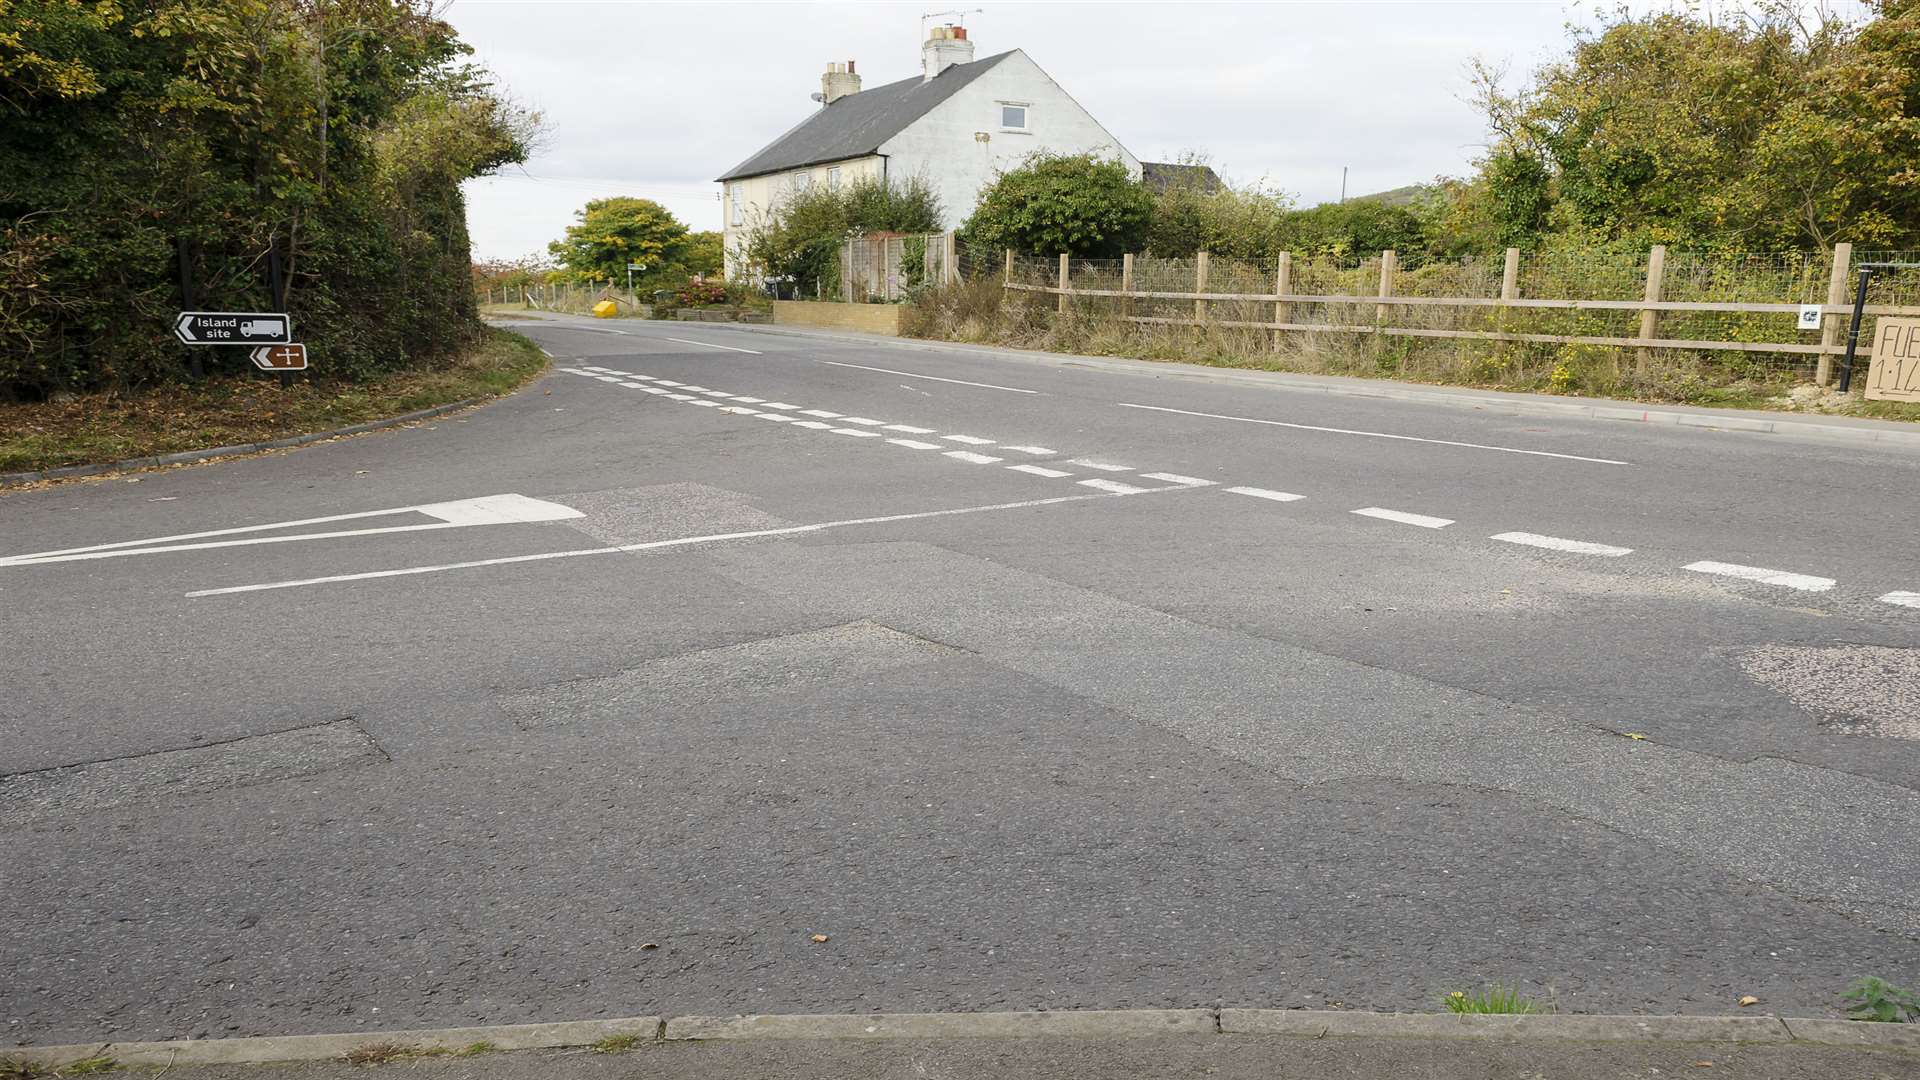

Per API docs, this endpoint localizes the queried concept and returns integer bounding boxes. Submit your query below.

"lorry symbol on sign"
[174,312,292,345]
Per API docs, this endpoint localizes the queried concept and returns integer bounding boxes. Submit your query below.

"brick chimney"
[922,25,974,81]
[820,60,860,105]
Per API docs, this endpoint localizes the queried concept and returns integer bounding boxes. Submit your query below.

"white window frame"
[998,102,1030,132]
[828,166,842,191]
[793,172,812,194]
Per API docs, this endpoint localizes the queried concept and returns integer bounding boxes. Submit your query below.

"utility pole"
[1340,166,1348,204]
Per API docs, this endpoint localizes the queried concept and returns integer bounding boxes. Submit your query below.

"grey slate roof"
[716,51,1018,182]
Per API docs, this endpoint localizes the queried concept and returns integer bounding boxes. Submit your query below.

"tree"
[684,231,724,277]
[962,154,1152,257]
[739,176,943,293]
[547,198,690,284]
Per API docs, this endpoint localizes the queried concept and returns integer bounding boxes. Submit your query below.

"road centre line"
[666,337,762,354]
[945,450,1003,464]
[186,491,1144,598]
[1139,472,1216,487]
[1685,560,1835,592]
[1225,486,1305,503]
[1352,507,1455,529]
[1882,592,1920,609]
[1117,403,1630,465]
[816,360,1039,394]
[1009,464,1073,478]
[1492,532,1633,557]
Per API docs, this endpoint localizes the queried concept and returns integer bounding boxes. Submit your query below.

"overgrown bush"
[961,153,1152,258]
[739,176,943,295]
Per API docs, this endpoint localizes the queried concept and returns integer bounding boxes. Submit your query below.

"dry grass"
[0,329,547,475]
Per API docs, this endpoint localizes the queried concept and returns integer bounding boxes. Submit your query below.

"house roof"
[715,51,1018,182]
[1142,162,1224,193]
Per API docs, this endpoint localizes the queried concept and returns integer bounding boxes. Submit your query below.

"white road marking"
[1068,459,1134,472]
[1881,592,1920,609]
[688,400,721,407]
[1008,464,1073,478]
[642,388,670,395]
[187,492,1121,597]
[720,406,761,415]
[1078,478,1150,494]
[1352,507,1455,529]
[944,450,1003,464]
[602,329,629,335]
[594,375,622,383]
[654,380,684,387]
[539,348,554,358]
[1003,446,1057,455]
[888,439,941,450]
[942,434,996,445]
[763,402,802,410]
[817,360,1038,394]
[1492,532,1633,557]
[1225,486,1305,503]
[1139,472,1216,487]
[883,424,936,434]
[666,337,762,354]
[1118,403,1630,465]
[1,494,582,567]
[799,409,842,418]
[756,413,795,422]
[680,385,712,392]
[701,391,736,399]
[1685,561,1835,592]
[831,427,883,438]
[665,394,695,401]
[792,420,834,430]
[730,396,765,403]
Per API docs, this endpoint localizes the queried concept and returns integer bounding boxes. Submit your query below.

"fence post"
[1004,248,1013,286]
[1817,242,1852,386]
[1058,253,1070,315]
[1194,251,1210,323]
[1500,247,1520,301]
[1637,244,1666,376]
[1273,252,1291,353]
[1376,249,1396,324]
[845,238,855,303]
[1121,252,1134,321]
[944,231,959,285]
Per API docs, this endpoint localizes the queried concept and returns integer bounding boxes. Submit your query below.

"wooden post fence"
[1195,251,1210,323]
[1817,242,1852,386]
[1058,253,1070,315]
[1637,244,1667,375]
[1500,247,1521,302]
[1376,249,1397,324]
[1121,253,1134,320]
[1273,252,1292,352]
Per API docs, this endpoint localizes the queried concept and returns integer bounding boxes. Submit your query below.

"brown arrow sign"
[250,343,308,371]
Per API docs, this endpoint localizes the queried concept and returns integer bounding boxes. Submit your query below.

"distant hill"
[1312,183,1436,209]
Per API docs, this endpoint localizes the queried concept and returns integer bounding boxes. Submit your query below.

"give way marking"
[0,493,583,567]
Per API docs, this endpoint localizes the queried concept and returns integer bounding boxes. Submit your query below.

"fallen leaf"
[1693,1061,1714,1068]
[1625,733,1646,740]
[1738,995,1760,1007]
[810,934,830,943]
[639,942,658,950]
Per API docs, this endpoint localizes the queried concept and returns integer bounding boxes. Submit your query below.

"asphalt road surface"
[4,316,1917,1046]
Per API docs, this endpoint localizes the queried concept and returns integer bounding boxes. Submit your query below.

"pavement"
[3,314,1917,1057]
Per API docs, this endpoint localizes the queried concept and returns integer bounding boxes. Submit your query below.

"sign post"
[249,343,308,372]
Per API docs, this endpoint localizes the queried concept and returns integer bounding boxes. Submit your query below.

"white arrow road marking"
[0,494,583,567]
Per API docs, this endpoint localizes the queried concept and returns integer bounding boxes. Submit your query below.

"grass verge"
[0,329,547,476]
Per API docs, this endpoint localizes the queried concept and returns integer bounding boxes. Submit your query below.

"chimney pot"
[922,23,975,81]
[821,59,861,104]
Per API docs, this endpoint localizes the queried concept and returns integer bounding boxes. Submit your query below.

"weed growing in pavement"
[1844,977,1920,1022]
[0,1058,115,1079]
[341,1042,460,1066]
[589,1033,646,1054]
[0,1059,49,1080]
[455,1042,499,1056]
[1444,987,1543,1014]
[57,1061,117,1077]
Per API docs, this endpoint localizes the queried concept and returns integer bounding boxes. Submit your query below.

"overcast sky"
[448,0,1594,262]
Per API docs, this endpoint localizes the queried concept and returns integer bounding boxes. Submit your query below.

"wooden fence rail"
[1004,245,1920,381]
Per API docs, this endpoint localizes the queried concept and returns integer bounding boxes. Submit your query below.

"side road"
[539,314,1920,451]
[11,1010,1918,1079]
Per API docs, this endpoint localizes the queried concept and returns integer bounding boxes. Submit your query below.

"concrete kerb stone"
[0,397,488,489]
[682,319,1920,452]
[9,1009,1919,1070]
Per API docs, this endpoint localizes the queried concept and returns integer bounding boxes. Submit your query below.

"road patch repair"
[5,1008,1915,1077]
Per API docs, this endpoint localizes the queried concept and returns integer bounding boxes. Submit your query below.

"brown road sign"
[250,343,308,371]
[1867,318,1920,403]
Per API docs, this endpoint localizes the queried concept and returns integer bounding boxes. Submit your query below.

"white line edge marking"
[1352,507,1455,529]
[942,434,996,445]
[1008,464,1073,477]
[1003,446,1057,455]
[887,439,941,450]
[1684,560,1835,592]
[944,450,1002,464]
[1139,472,1216,487]
[1491,532,1633,557]
[1225,486,1305,503]
[882,424,935,434]
[665,337,762,354]
[817,360,1038,394]
[1118,403,1630,465]
[1068,459,1134,472]
[1881,591,1920,609]
[1078,478,1149,494]
[539,348,554,358]
[187,492,1136,597]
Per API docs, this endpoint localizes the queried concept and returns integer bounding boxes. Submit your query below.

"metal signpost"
[1837,262,1920,393]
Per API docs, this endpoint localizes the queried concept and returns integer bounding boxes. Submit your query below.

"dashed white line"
[594,375,622,383]
[841,417,887,426]
[1003,446,1057,455]
[763,402,802,410]
[665,393,695,401]
[680,385,712,392]
[1881,591,1920,609]
[816,360,1039,394]
[1225,486,1305,503]
[888,439,941,450]
[666,337,762,354]
[539,348,554,358]
[1118,402,1631,466]
[1068,459,1134,472]
[1352,507,1454,529]
[831,427,883,438]
[756,413,795,422]
[654,380,685,387]
[1008,464,1073,478]
[688,400,721,408]
[1492,532,1633,557]
[1139,472,1216,487]
[1078,478,1150,494]
[1685,561,1835,592]
[943,434,996,446]
[641,388,670,395]
[730,396,765,403]
[883,424,936,434]
[720,406,761,415]
[799,409,842,419]
[792,420,834,430]
[945,450,1003,464]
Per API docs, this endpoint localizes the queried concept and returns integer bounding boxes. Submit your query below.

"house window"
[999,103,1028,130]
[729,186,743,226]
[794,173,811,193]
[828,166,841,190]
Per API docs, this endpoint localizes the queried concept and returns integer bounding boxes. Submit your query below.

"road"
[4,315,1917,1045]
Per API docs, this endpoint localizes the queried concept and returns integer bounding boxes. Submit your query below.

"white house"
[717,25,1143,280]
